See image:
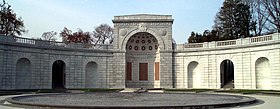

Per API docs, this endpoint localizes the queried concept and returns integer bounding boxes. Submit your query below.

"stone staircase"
[120,88,163,93]
[120,88,141,93]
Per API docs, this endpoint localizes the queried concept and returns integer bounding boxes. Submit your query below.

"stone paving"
[2,92,280,109]
[5,93,255,108]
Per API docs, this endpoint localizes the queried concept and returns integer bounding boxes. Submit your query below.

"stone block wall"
[174,33,280,90]
[0,41,114,90]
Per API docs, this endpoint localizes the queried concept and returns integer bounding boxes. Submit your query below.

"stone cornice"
[112,19,174,23]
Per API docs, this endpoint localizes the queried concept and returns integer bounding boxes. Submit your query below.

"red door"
[155,62,159,80]
[126,62,132,80]
[139,63,148,80]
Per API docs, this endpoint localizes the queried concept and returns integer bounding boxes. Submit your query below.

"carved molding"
[114,22,172,26]
[138,23,148,32]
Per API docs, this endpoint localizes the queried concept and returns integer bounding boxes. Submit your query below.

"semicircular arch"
[121,28,165,51]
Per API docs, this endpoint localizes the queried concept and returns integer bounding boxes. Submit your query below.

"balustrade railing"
[182,33,279,50]
[0,35,112,50]
[216,40,236,46]
[250,35,272,43]
[14,36,35,45]
[1,33,279,51]
[184,43,203,48]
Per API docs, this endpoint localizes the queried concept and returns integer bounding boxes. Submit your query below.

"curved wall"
[1,33,280,90]
[174,33,280,90]
[0,36,114,90]
[1,14,280,90]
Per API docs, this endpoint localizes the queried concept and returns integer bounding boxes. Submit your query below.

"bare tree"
[248,0,280,33]
[260,0,280,33]
[92,24,113,46]
[253,0,269,35]
[41,31,57,41]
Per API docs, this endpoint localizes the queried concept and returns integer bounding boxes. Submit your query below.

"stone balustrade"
[2,33,278,51]
[0,35,113,50]
[177,33,280,50]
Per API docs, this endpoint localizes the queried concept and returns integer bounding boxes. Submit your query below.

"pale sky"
[9,0,224,44]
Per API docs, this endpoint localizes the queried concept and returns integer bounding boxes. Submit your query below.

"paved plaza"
[0,92,256,109]
[1,92,280,109]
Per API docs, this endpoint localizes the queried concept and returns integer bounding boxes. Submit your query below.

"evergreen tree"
[214,0,254,39]
[188,32,196,43]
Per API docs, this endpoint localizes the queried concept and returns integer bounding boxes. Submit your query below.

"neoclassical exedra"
[0,14,280,90]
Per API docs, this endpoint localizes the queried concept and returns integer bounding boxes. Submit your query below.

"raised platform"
[6,92,257,109]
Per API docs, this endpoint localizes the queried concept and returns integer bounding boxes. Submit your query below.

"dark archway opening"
[220,60,234,88]
[52,60,66,89]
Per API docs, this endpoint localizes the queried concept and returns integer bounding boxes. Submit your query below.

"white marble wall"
[1,14,280,90]
[174,33,280,90]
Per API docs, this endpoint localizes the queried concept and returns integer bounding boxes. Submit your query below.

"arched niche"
[255,57,271,89]
[187,61,200,88]
[16,58,31,89]
[85,61,98,88]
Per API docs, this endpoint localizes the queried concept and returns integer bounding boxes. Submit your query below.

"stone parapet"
[113,14,173,23]
[176,33,280,51]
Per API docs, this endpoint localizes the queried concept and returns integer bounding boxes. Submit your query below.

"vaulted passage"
[16,58,31,89]
[220,60,234,88]
[52,60,65,89]
[255,57,271,89]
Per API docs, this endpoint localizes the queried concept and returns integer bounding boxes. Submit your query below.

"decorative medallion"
[141,40,145,43]
[119,29,127,36]
[148,40,151,43]
[155,45,158,49]
[129,45,132,50]
[136,40,139,43]
[159,29,167,36]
